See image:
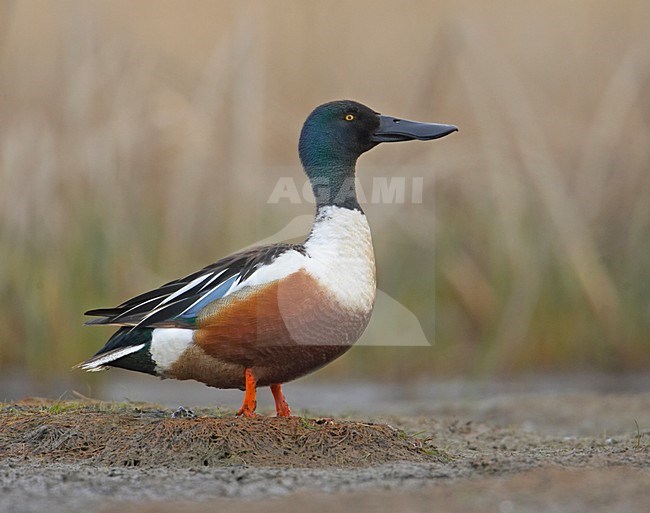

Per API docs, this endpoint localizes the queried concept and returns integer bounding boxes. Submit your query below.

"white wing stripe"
[172,250,304,319]
[222,274,246,297]
[200,268,228,288]
[175,274,241,318]
[222,249,306,298]
[132,272,219,325]
[113,295,166,320]
[157,273,214,307]
[178,276,237,317]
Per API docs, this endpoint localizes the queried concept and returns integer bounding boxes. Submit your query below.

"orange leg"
[236,368,257,417]
[270,383,292,418]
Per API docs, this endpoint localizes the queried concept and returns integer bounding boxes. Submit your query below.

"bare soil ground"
[1,392,649,513]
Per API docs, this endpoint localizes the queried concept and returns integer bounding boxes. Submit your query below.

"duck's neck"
[305,163,361,211]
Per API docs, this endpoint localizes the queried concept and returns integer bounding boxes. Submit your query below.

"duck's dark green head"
[298,100,457,208]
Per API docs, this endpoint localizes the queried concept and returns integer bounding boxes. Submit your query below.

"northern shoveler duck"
[77,100,457,417]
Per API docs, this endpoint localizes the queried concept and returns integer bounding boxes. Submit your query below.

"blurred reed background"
[0,0,649,392]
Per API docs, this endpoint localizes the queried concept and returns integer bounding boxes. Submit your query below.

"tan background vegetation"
[1,0,649,388]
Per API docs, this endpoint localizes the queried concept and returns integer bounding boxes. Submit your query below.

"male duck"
[77,100,457,417]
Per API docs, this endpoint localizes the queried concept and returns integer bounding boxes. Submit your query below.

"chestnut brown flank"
[184,270,371,387]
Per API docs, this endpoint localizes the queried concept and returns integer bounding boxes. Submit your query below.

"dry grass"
[0,0,649,382]
[0,399,444,468]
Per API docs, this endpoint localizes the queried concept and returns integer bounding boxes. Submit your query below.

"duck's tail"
[74,327,156,374]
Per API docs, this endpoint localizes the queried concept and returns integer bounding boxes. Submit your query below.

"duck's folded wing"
[85,243,306,328]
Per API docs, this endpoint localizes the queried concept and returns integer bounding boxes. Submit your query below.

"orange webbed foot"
[236,404,257,417]
[236,368,257,418]
[270,383,292,418]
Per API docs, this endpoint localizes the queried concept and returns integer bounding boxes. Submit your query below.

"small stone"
[171,407,197,419]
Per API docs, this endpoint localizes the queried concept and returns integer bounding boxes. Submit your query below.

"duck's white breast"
[303,205,377,313]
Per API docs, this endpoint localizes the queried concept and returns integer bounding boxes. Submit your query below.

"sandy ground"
[1,377,649,513]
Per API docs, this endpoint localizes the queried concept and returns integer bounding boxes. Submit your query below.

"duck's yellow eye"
[345,114,355,121]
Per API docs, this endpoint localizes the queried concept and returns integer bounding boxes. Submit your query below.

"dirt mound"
[0,399,445,468]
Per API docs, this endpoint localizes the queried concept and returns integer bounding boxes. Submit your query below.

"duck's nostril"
[393,119,401,124]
